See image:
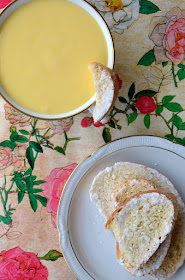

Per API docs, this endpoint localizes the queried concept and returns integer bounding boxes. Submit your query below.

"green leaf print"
[35,195,47,207]
[19,130,30,135]
[30,141,43,153]
[127,113,138,125]
[138,49,155,66]
[118,96,128,104]
[29,193,38,212]
[174,137,183,144]
[179,123,185,130]
[0,140,16,151]
[26,176,35,192]
[2,215,12,225]
[102,128,111,143]
[39,250,63,261]
[26,147,35,169]
[162,62,168,67]
[18,191,25,204]
[15,179,25,192]
[177,69,185,81]
[165,135,174,141]
[30,189,43,193]
[11,134,28,143]
[177,64,185,69]
[172,115,182,129]
[108,119,116,128]
[164,103,183,112]
[24,168,32,176]
[155,105,163,114]
[162,96,175,105]
[135,90,157,99]
[144,114,150,129]
[128,82,135,100]
[33,180,46,185]
[54,146,65,155]
[139,0,160,14]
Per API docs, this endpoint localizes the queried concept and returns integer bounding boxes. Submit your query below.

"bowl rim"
[0,0,115,120]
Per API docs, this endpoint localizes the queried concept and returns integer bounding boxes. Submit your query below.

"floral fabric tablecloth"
[0,0,185,279]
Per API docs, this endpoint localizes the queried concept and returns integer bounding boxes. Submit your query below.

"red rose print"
[115,74,123,89]
[136,96,156,114]
[0,247,48,279]
[81,117,110,128]
[92,117,110,127]
[0,0,13,9]
[81,117,92,127]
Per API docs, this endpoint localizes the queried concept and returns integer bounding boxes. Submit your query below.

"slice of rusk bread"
[88,62,119,123]
[114,178,157,208]
[113,178,171,276]
[116,233,172,277]
[90,162,180,221]
[150,204,185,279]
[89,162,185,278]
[105,190,177,274]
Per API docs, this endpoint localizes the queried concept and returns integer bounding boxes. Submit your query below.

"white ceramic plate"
[57,136,185,280]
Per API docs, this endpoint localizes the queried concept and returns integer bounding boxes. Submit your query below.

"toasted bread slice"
[116,233,172,276]
[150,203,185,279]
[88,62,119,123]
[114,178,157,208]
[114,178,171,276]
[89,162,178,221]
[89,162,185,277]
[105,190,178,273]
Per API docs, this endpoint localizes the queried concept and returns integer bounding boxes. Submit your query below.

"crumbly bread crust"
[106,189,178,229]
[105,190,177,273]
[88,62,119,123]
[90,162,182,220]
[114,179,171,276]
[116,233,172,277]
[89,162,185,278]
[114,178,157,207]
[151,205,185,279]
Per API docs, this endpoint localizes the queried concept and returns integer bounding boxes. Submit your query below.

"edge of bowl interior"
[0,0,114,120]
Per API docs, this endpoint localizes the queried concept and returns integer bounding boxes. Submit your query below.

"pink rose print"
[14,143,28,159]
[0,146,23,178]
[149,7,185,64]
[0,247,48,280]
[42,164,77,227]
[48,118,73,135]
[35,120,50,131]
[4,104,33,127]
[0,0,13,9]
[136,96,156,114]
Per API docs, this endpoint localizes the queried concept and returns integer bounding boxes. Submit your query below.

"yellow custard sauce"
[0,0,108,115]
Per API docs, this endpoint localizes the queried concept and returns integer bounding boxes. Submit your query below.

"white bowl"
[0,0,114,119]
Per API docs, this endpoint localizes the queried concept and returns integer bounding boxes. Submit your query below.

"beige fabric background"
[0,0,185,279]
